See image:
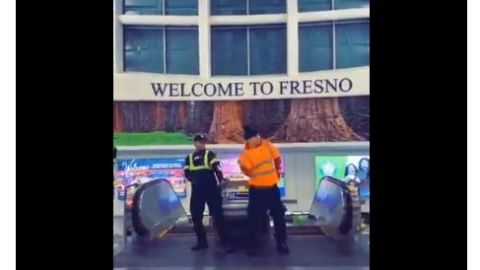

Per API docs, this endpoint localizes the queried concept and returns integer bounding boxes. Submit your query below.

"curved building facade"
[113,0,370,144]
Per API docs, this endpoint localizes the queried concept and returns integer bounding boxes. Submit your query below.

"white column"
[198,0,211,79]
[114,0,124,74]
[287,0,299,76]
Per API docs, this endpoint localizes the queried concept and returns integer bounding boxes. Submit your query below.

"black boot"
[191,236,208,251]
[276,242,290,254]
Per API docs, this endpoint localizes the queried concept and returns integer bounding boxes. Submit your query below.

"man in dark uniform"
[184,134,232,252]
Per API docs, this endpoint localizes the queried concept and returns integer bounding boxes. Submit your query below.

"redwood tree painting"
[184,101,214,135]
[113,97,369,145]
[274,98,363,142]
[208,101,245,143]
[244,100,290,139]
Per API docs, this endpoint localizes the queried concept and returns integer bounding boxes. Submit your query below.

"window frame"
[123,0,199,15]
[210,0,287,16]
[298,21,334,72]
[211,24,287,76]
[123,25,200,75]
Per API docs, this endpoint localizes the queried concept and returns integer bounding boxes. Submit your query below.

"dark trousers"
[190,186,226,244]
[247,185,287,246]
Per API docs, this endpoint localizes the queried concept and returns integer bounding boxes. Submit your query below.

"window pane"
[124,27,164,73]
[211,26,248,75]
[250,24,286,75]
[298,0,332,12]
[335,0,369,10]
[249,0,286,14]
[165,0,198,15]
[166,27,199,75]
[123,0,163,15]
[299,22,333,72]
[335,20,369,68]
[211,0,247,15]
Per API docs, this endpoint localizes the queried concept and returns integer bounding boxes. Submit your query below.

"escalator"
[310,176,369,254]
[127,179,187,239]
[114,177,369,269]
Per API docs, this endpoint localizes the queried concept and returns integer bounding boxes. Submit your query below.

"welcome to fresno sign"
[114,66,369,101]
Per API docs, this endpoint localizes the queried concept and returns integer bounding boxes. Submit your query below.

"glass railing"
[309,176,360,249]
[130,178,187,237]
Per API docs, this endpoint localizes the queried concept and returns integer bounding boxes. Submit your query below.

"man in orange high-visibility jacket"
[238,125,289,255]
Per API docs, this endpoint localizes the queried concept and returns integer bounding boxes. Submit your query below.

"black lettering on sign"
[234,82,245,96]
[290,81,300,94]
[218,83,233,96]
[151,77,354,98]
[170,83,180,97]
[314,80,324,93]
[303,80,313,94]
[204,83,216,97]
[179,83,190,97]
[339,78,353,92]
[191,83,202,97]
[250,82,261,96]
[260,81,273,95]
[325,79,338,93]
[151,83,168,96]
[279,81,288,95]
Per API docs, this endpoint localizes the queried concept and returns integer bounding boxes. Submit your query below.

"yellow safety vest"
[184,150,220,171]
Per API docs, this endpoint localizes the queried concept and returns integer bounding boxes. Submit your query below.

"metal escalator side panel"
[131,184,149,236]
[131,179,186,237]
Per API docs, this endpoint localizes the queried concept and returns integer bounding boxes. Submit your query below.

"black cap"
[193,133,208,142]
[243,125,259,140]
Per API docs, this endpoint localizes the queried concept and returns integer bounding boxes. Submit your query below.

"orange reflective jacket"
[238,139,281,187]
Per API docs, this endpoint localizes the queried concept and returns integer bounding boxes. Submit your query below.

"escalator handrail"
[320,176,350,191]
[131,178,185,236]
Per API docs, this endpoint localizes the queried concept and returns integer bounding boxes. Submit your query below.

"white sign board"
[114,66,369,101]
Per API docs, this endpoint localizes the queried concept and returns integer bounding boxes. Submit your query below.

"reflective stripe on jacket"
[238,139,281,187]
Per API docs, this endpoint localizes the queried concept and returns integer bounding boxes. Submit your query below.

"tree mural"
[244,100,290,139]
[117,102,157,132]
[114,102,123,132]
[340,96,370,140]
[274,98,363,142]
[184,101,214,134]
[113,96,368,144]
[115,101,187,132]
[208,101,245,143]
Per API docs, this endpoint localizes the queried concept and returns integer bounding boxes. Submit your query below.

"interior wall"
[117,143,369,213]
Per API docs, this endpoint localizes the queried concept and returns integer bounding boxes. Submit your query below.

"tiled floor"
[114,234,369,269]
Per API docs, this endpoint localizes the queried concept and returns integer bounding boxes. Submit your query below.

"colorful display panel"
[115,157,187,198]
[114,155,288,199]
[315,155,369,199]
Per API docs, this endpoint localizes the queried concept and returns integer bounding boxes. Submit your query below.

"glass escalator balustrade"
[310,176,360,244]
[130,179,187,237]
